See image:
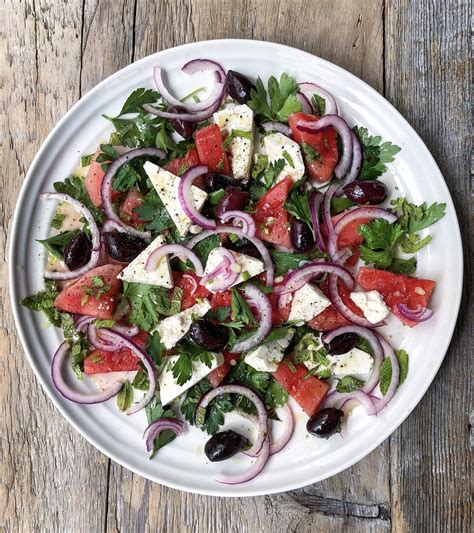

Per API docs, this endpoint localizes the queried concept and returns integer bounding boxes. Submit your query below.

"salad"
[21,59,446,485]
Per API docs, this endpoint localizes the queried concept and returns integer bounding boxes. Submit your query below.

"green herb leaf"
[122,282,173,331]
[80,154,93,167]
[311,94,326,116]
[359,219,405,268]
[192,234,220,265]
[37,230,81,260]
[231,288,257,326]
[270,250,311,276]
[379,350,409,395]
[133,190,175,232]
[116,380,134,411]
[144,392,178,457]
[50,209,66,230]
[284,188,312,226]
[353,126,401,180]
[53,175,104,224]
[223,129,254,149]
[251,154,268,180]
[249,74,302,122]
[20,282,62,327]
[336,376,364,393]
[387,257,417,276]
[115,88,160,116]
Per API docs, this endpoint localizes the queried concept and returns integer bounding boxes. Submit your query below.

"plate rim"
[8,38,464,497]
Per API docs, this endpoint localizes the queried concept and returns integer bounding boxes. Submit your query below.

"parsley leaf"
[172,340,214,386]
[122,282,173,331]
[270,251,311,276]
[358,219,405,268]
[192,234,220,265]
[223,129,254,149]
[249,74,302,122]
[231,288,257,326]
[53,175,104,224]
[133,190,175,232]
[284,188,312,227]
[115,88,160,116]
[145,392,178,458]
[116,380,134,411]
[387,257,418,276]
[263,159,285,189]
[353,126,401,180]
[251,154,268,180]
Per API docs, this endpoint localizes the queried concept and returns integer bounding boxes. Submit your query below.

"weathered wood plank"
[0,1,110,532]
[385,1,472,532]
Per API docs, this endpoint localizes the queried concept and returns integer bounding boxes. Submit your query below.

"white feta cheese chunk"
[350,290,390,324]
[144,162,208,237]
[288,283,332,323]
[245,328,295,372]
[159,352,224,405]
[203,247,264,291]
[118,234,173,288]
[263,132,305,183]
[154,299,211,350]
[213,104,254,180]
[327,348,374,377]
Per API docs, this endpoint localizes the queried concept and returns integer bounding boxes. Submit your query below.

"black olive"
[187,320,229,350]
[342,180,387,205]
[169,106,197,140]
[306,408,344,438]
[215,187,249,217]
[225,238,260,259]
[225,70,255,104]
[203,172,236,192]
[290,218,314,252]
[103,231,148,263]
[63,232,92,270]
[204,430,248,462]
[322,332,358,355]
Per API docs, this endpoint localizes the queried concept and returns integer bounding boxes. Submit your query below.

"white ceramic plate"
[9,39,463,497]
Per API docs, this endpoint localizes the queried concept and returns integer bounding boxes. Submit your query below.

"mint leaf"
[37,230,81,260]
[20,282,62,327]
[116,380,134,411]
[380,350,409,395]
[336,376,364,393]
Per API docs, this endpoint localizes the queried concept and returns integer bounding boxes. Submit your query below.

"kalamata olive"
[187,320,229,350]
[215,187,249,217]
[307,408,344,438]
[63,232,92,270]
[103,231,148,263]
[204,430,248,462]
[225,238,260,259]
[290,218,314,252]
[342,180,387,205]
[169,106,197,139]
[225,70,255,104]
[203,172,236,192]
[322,332,358,355]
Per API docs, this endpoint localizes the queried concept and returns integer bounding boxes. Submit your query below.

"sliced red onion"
[200,248,239,292]
[270,403,294,455]
[328,274,379,328]
[309,191,327,252]
[397,303,434,322]
[145,243,204,276]
[296,92,313,114]
[274,261,355,296]
[261,121,292,137]
[232,285,272,353]
[74,315,95,333]
[322,182,341,261]
[97,329,156,415]
[296,115,353,178]
[367,335,400,414]
[334,207,398,237]
[41,192,101,280]
[322,324,384,394]
[87,324,120,352]
[298,82,338,115]
[324,389,375,413]
[143,418,185,452]
[51,341,123,404]
[196,384,268,457]
[100,147,165,240]
[216,436,270,485]
[332,247,353,264]
[178,165,216,229]
[111,323,139,337]
[187,227,274,286]
[101,219,127,234]
[182,273,198,296]
[219,210,256,237]
[153,66,225,112]
[335,131,362,194]
[181,58,226,83]
[143,97,222,122]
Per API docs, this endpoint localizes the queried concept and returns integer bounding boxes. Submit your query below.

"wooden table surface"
[1,1,471,531]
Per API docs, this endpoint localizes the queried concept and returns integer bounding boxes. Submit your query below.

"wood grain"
[0,0,471,532]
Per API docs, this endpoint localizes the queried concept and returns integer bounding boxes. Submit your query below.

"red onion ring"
[181,58,226,83]
[51,341,123,404]
[332,247,353,264]
[201,248,239,292]
[328,274,379,328]
[274,261,355,296]
[322,324,384,394]
[87,324,120,352]
[261,121,292,137]
[309,191,327,252]
[335,131,362,194]
[196,384,268,457]
[323,389,375,413]
[145,243,204,276]
[322,182,341,261]
[153,66,225,112]
[219,210,256,237]
[101,219,128,234]
[298,82,338,115]
[74,315,95,333]
[178,165,216,229]
[143,418,185,452]
[100,147,165,240]
[143,97,222,123]
[270,403,294,455]
[110,323,139,337]
[232,284,273,353]
[187,226,274,286]
[182,273,198,296]
[96,329,156,415]
[296,92,313,114]
[296,115,353,178]
[397,303,434,322]
[334,207,398,237]
[41,192,101,280]
[367,335,400,414]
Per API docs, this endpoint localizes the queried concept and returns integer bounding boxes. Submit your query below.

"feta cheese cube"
[213,104,254,180]
[144,162,208,237]
[154,299,211,349]
[263,132,305,183]
[288,283,332,323]
[327,348,374,377]
[159,352,224,405]
[245,328,295,372]
[350,290,390,324]
[203,247,264,291]
[118,235,173,288]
